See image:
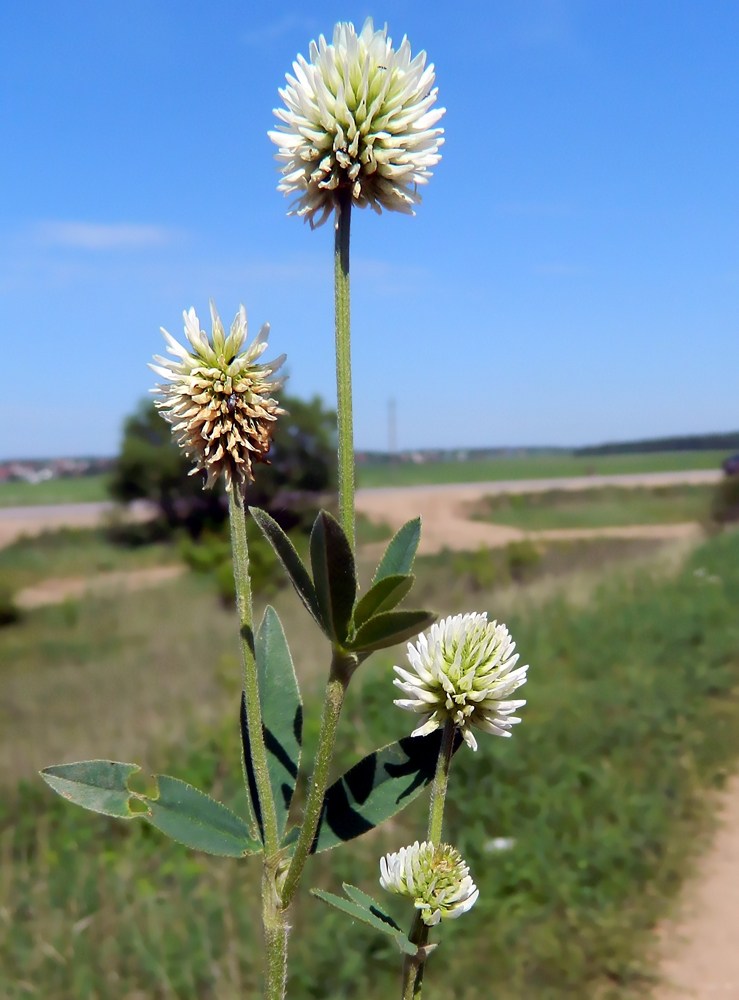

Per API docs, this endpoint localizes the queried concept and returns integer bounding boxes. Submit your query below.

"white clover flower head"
[393,612,528,751]
[379,841,478,926]
[150,302,286,492]
[269,17,445,227]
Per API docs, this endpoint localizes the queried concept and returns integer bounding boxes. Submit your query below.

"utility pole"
[388,397,397,456]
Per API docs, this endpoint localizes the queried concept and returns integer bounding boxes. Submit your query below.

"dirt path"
[0,470,719,551]
[0,500,154,549]
[656,777,739,999]
[356,475,708,554]
[16,565,185,609]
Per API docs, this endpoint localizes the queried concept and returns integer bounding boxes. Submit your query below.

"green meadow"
[1,520,738,998]
[0,475,111,508]
[473,484,715,531]
[0,449,729,509]
[356,450,728,489]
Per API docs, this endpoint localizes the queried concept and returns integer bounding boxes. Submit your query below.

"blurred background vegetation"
[1,399,739,998]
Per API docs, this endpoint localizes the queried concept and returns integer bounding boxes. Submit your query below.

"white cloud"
[242,15,317,47]
[34,221,175,250]
[508,0,580,50]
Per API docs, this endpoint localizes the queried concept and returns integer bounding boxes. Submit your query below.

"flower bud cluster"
[150,302,285,491]
[394,612,528,751]
[269,18,445,226]
[380,841,478,926]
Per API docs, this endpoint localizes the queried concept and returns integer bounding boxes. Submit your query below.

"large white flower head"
[380,841,478,926]
[394,613,528,751]
[269,18,445,227]
[150,302,286,492]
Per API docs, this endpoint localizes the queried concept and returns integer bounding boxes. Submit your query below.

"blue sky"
[1,0,737,458]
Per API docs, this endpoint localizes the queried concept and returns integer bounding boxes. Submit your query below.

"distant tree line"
[576,432,739,457]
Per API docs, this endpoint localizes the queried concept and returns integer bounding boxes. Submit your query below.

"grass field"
[0,474,110,508]
[1,524,739,998]
[0,527,179,593]
[356,450,729,489]
[0,451,728,508]
[473,484,715,531]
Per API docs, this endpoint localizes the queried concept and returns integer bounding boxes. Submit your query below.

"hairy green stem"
[400,720,457,1000]
[401,913,429,1000]
[334,189,355,550]
[262,860,290,1000]
[229,488,280,856]
[280,652,351,908]
[427,719,456,845]
[229,489,286,998]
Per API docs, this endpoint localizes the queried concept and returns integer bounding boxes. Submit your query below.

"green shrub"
[109,394,337,538]
[0,584,20,626]
[506,539,541,580]
[452,547,499,590]
[712,475,739,523]
[180,526,284,603]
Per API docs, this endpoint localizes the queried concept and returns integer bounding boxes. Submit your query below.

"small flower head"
[394,612,528,751]
[269,18,445,227]
[150,302,286,492]
[380,841,478,926]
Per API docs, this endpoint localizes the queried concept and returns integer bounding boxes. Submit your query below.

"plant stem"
[400,719,457,1000]
[229,488,280,857]
[280,652,352,908]
[401,913,429,1000]
[229,489,287,998]
[427,719,456,845]
[334,188,355,550]
[262,859,290,1000]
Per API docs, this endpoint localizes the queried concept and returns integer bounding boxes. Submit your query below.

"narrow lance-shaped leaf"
[147,775,261,857]
[348,610,436,654]
[310,510,356,643]
[41,762,260,858]
[256,605,302,842]
[311,729,462,853]
[311,884,418,956]
[353,574,415,630]
[373,517,421,584]
[249,507,325,631]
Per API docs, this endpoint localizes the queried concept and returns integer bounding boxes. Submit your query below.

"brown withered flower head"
[150,302,286,492]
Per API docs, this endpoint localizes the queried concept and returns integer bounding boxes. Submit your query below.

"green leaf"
[41,761,140,819]
[311,886,417,955]
[249,507,324,630]
[147,776,260,857]
[312,729,461,852]
[373,517,421,584]
[256,606,302,841]
[340,883,401,928]
[310,510,356,643]
[353,574,415,630]
[348,610,436,654]
[41,762,260,858]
